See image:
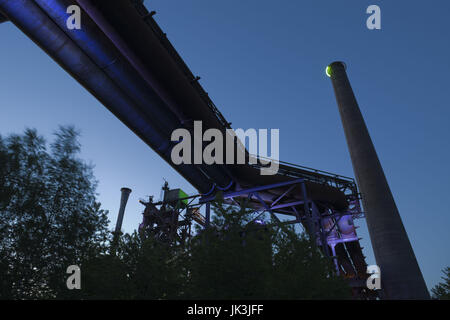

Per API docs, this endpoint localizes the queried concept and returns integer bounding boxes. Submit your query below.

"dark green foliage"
[77,198,350,300]
[431,267,450,300]
[185,199,350,299]
[76,254,131,300]
[0,127,109,299]
[270,226,350,299]
[129,235,187,299]
[186,200,273,299]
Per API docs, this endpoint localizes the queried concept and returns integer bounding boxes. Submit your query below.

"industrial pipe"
[33,0,234,190]
[3,0,352,211]
[74,0,351,202]
[327,61,430,299]
[75,0,241,188]
[0,0,213,193]
[76,0,225,132]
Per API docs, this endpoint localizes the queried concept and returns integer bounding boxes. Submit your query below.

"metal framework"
[199,179,363,268]
[138,171,369,296]
[141,175,376,300]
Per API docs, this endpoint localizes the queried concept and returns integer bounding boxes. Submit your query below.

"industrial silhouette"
[0,0,428,299]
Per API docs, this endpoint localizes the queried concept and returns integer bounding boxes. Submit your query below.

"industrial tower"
[326,61,430,299]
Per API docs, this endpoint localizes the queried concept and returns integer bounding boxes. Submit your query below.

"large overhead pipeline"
[76,0,242,185]
[73,0,346,202]
[1,0,350,210]
[0,0,213,193]
[76,0,227,134]
[35,0,235,190]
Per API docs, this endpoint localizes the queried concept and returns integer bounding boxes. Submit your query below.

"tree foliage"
[431,267,450,300]
[185,199,350,299]
[187,201,273,299]
[0,127,109,299]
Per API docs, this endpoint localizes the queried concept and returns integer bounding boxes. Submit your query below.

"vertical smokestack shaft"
[115,187,132,235]
[327,62,429,299]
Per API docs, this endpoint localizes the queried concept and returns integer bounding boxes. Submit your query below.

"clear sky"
[0,0,449,291]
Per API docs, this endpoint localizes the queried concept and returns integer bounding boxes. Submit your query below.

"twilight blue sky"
[0,0,449,291]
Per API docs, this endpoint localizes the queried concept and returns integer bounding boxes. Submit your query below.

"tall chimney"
[114,187,132,235]
[326,61,429,299]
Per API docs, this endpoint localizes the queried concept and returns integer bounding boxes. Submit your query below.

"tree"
[270,225,350,299]
[431,267,450,300]
[0,127,110,299]
[186,198,350,299]
[129,235,187,299]
[77,230,188,300]
[75,254,131,300]
[186,199,271,299]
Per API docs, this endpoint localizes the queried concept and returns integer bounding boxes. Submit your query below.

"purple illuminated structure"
[140,159,373,298]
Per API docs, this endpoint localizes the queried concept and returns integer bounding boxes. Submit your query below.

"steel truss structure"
[138,163,375,298]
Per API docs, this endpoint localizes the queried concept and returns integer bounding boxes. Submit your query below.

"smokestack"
[114,187,132,235]
[326,61,429,299]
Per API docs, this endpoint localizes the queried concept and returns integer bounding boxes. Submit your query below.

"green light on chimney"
[326,65,332,77]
